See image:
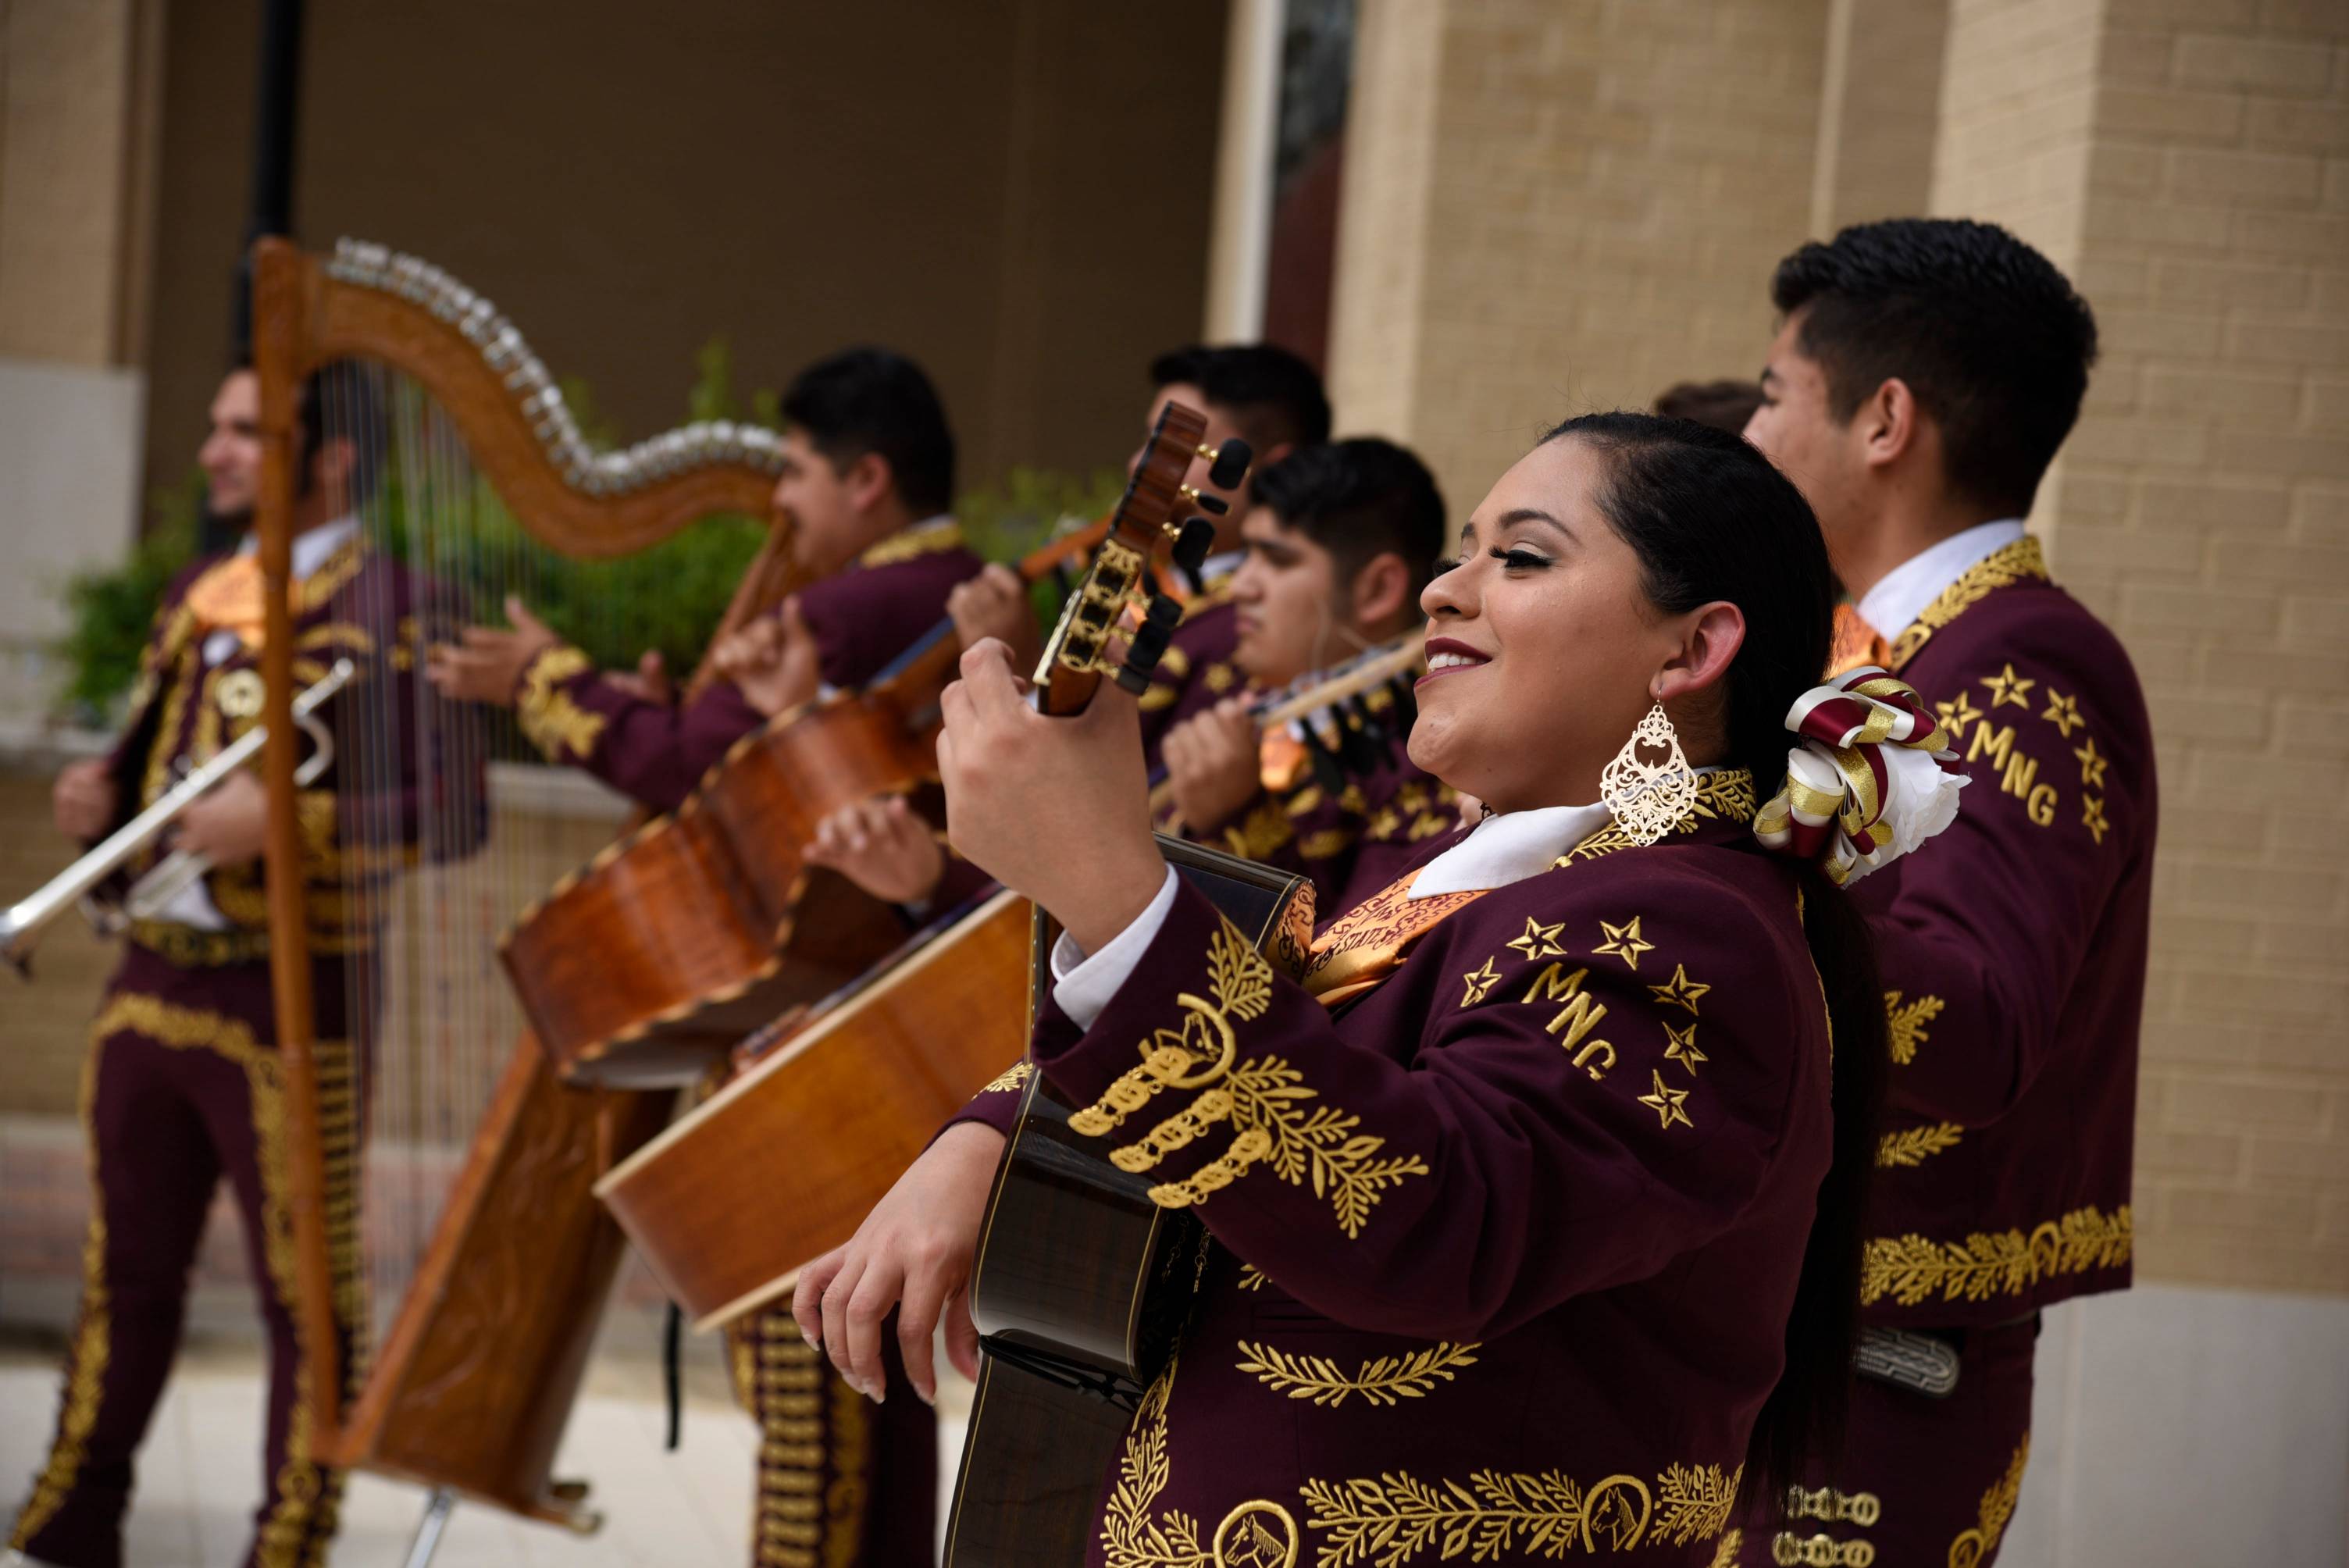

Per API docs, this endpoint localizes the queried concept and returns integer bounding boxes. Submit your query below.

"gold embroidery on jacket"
[1946,1435,2028,1568]
[1648,964,1709,1015]
[516,645,607,760]
[1862,1207,2131,1306]
[1504,917,1568,961]
[1884,992,1944,1066]
[1886,535,2048,672]
[1459,958,1502,1007]
[1100,1352,1303,1568]
[1233,1339,1479,1407]
[1235,1263,1270,1292]
[855,520,966,568]
[1300,1459,1741,1561]
[1707,1527,1745,1567]
[1079,918,1428,1238]
[2073,736,2108,788]
[1637,1070,1695,1131]
[1979,664,2035,710]
[1877,1121,1965,1168]
[980,1060,1033,1093]
[1223,799,1296,862]
[1557,769,1757,865]
[1593,916,1652,971]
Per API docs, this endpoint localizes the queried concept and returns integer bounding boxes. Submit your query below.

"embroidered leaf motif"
[1300,1466,1666,1564]
[1651,1463,1742,1548]
[1557,772,1758,866]
[1209,920,1276,1022]
[1884,990,1945,1066]
[1235,1339,1481,1408]
[1875,1121,1964,1168]
[1862,1206,2132,1306]
[979,1060,1033,1094]
[1100,1360,1210,1568]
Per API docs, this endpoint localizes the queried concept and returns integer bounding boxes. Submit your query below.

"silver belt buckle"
[1853,1325,1959,1397]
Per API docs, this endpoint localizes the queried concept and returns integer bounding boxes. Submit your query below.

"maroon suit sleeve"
[1028,868,1813,1341]
[1860,613,2154,1127]
[1136,600,1242,768]
[795,547,984,691]
[513,643,765,814]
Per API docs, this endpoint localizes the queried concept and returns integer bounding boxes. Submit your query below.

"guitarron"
[245,235,798,1533]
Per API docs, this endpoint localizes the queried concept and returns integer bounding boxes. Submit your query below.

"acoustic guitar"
[942,408,1318,1567]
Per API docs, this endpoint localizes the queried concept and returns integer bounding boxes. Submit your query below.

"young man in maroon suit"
[943,342,1332,768]
[1157,437,1457,918]
[12,362,430,1568]
[427,346,982,811]
[426,345,974,1568]
[1741,218,2153,1566]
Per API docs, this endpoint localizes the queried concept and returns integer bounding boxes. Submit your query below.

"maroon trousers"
[9,946,362,1568]
[1734,1317,2037,1568]
[732,1303,937,1566]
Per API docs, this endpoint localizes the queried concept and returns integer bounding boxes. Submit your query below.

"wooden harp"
[246,235,790,1530]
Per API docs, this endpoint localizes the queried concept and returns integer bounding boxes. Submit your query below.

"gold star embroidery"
[1369,808,1402,840]
[2074,736,2108,789]
[1398,782,1429,813]
[1648,964,1710,1016]
[2040,689,2083,737]
[1593,916,1653,971]
[1506,918,1568,962]
[1935,690,1984,745]
[1981,663,2036,709]
[1638,1069,1693,1131]
[2081,794,2109,845]
[1460,959,1502,1007]
[1663,1021,1706,1074]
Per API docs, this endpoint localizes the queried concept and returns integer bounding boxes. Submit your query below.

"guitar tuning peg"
[1171,518,1215,576]
[1207,438,1252,490]
[1179,486,1230,516]
[1114,595,1184,694]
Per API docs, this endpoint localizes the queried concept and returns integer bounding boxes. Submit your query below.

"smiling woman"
[800,412,1964,1566]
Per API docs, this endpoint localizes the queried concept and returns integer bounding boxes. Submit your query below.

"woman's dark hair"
[782,346,957,517]
[1544,410,1887,1517]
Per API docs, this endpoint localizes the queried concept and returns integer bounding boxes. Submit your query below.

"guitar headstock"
[1032,401,1250,717]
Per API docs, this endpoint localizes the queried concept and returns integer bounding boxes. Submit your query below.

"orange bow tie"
[1827,601,1893,679]
[185,555,268,653]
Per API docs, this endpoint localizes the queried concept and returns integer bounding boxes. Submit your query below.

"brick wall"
[1948,0,2349,1294]
[1811,0,1950,234]
[1330,0,1830,513]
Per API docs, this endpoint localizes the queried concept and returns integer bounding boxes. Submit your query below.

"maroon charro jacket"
[1189,739,1461,921]
[99,536,458,966]
[511,522,983,814]
[1136,590,1242,772]
[957,775,1830,1565]
[1856,534,2154,1327]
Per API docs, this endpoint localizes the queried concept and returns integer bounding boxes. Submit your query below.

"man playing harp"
[12,360,438,1568]
[428,344,977,1567]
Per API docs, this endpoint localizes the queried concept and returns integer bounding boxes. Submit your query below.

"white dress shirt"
[1857,519,2026,643]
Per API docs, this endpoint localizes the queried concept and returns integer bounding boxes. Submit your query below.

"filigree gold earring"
[1599,700,1697,846]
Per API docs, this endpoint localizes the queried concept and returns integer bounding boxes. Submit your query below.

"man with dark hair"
[429,345,981,811]
[1740,217,2153,1568]
[944,342,1333,767]
[1158,437,1459,914]
[12,361,421,1568]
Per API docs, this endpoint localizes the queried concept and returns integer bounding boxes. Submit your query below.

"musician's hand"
[604,649,672,705]
[424,596,563,707]
[54,758,117,843]
[715,598,819,717]
[806,795,945,905]
[937,639,1164,955]
[794,1120,1004,1405]
[947,565,1041,671]
[1163,696,1261,832]
[176,769,269,867]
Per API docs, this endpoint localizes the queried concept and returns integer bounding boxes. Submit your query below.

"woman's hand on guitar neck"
[938,639,1168,955]
[794,1121,1004,1406]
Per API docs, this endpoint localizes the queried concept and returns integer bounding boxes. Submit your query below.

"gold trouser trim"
[9,1035,116,1550]
[749,1304,871,1568]
[70,991,360,1567]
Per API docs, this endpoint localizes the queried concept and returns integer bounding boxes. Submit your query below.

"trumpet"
[1,660,355,974]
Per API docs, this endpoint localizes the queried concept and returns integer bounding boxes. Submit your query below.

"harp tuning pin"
[1207,438,1252,490]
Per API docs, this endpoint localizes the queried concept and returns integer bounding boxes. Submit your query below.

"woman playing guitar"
[800,413,1967,1566]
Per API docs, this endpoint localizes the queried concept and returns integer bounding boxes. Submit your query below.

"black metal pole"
[230,0,305,360]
